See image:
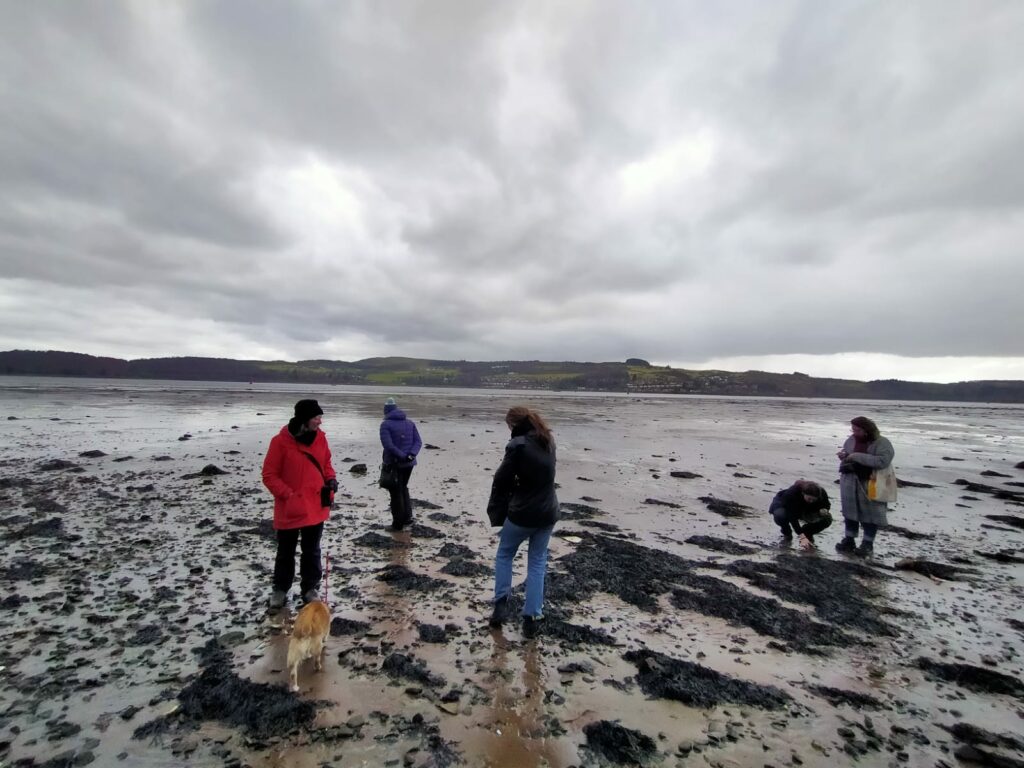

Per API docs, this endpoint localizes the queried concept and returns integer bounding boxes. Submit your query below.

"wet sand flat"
[1,377,1023,767]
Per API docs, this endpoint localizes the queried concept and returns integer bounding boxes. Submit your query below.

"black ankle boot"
[489,596,509,628]
[835,537,855,553]
[522,615,540,639]
[854,540,874,558]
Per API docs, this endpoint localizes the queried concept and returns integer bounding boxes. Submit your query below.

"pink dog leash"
[321,552,330,608]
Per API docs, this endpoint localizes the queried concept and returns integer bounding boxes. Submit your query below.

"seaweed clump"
[546,532,704,613]
[670,575,854,652]
[725,555,904,638]
[684,535,758,555]
[376,565,447,592]
[916,658,1024,699]
[698,496,752,518]
[624,648,791,709]
[806,684,888,710]
[381,653,446,688]
[133,639,317,743]
[582,720,657,765]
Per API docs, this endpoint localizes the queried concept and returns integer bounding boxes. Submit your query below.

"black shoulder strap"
[302,451,326,481]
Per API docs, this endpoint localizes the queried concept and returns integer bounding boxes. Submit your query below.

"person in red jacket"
[262,399,338,608]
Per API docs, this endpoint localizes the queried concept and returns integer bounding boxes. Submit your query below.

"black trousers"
[772,506,833,539]
[388,466,415,528]
[273,522,324,594]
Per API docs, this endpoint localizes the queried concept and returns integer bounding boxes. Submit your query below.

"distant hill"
[2,349,1023,403]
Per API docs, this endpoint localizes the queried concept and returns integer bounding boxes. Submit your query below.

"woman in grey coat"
[835,416,894,557]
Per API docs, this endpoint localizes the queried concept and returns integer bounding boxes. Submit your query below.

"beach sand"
[1,378,1022,767]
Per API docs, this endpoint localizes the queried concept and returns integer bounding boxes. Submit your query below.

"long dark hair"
[850,416,880,440]
[505,406,554,451]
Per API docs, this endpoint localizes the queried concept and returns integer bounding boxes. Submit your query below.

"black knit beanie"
[294,399,324,423]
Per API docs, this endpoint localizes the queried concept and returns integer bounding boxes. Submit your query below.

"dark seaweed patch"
[882,524,935,541]
[437,543,477,559]
[699,496,752,517]
[955,480,1024,503]
[4,517,65,541]
[624,648,791,709]
[142,639,318,742]
[538,614,618,647]
[684,535,758,555]
[916,657,1024,699]
[943,722,1024,751]
[353,532,409,549]
[409,524,445,539]
[375,565,447,592]
[440,559,491,577]
[417,624,450,644]
[643,498,681,508]
[560,502,603,519]
[1,559,51,582]
[894,558,977,581]
[670,575,854,652]
[576,520,622,532]
[546,532,704,613]
[975,550,1024,564]
[725,555,902,638]
[806,684,888,710]
[381,653,445,688]
[582,720,657,765]
[329,617,370,637]
[412,499,443,510]
[985,515,1024,530]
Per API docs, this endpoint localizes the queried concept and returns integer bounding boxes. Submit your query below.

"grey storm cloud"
[1,0,1022,376]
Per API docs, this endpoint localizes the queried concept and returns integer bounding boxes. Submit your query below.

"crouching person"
[769,479,832,550]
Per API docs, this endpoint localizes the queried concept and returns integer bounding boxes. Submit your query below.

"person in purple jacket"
[379,397,422,531]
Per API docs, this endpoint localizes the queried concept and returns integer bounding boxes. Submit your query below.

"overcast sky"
[1,1,1022,383]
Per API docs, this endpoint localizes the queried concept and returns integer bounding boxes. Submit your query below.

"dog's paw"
[290,684,300,693]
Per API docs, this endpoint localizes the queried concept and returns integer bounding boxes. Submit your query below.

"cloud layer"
[2,1,1022,382]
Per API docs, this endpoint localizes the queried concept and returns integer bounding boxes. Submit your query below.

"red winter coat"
[262,426,337,530]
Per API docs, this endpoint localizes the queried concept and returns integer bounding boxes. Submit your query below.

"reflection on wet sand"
[477,634,561,768]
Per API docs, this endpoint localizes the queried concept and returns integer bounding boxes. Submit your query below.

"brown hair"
[850,416,880,440]
[505,406,554,451]
[795,479,822,496]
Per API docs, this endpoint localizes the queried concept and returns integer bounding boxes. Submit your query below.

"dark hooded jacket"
[487,428,560,528]
[769,483,831,523]
[379,408,422,468]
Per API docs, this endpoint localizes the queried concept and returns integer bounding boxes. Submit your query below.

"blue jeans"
[493,520,554,618]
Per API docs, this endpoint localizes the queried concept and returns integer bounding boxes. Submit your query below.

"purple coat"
[379,409,422,468]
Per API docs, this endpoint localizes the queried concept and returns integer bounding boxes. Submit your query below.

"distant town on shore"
[2,350,1023,403]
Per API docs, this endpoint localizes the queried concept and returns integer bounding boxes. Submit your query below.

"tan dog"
[287,600,330,692]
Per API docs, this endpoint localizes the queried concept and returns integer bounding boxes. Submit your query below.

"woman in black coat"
[486,406,559,639]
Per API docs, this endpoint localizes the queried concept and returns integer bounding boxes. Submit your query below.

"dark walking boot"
[522,615,540,639]
[854,540,874,558]
[835,537,856,554]
[489,596,510,628]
